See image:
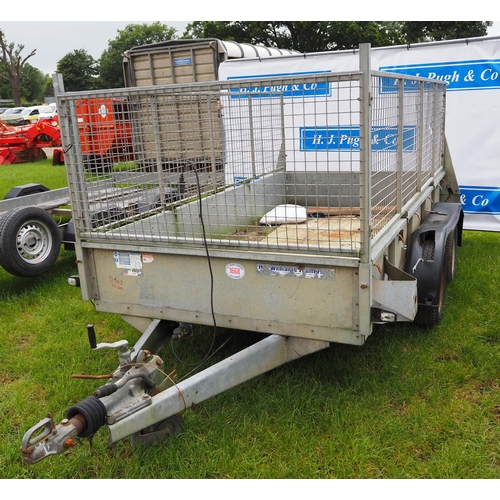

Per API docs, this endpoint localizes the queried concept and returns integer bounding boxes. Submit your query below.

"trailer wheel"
[444,228,457,283]
[0,206,61,277]
[155,414,185,436]
[414,240,446,328]
[131,414,185,448]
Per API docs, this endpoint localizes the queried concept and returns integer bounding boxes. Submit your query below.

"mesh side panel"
[58,72,446,256]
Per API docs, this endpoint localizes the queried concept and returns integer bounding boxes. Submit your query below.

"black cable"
[176,333,235,383]
[169,164,218,368]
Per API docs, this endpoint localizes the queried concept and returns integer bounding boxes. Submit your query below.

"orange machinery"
[75,98,133,172]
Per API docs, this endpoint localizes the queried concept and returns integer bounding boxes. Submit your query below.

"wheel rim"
[446,230,457,282]
[15,219,53,264]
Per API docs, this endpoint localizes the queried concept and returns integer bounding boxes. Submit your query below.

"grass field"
[0,159,68,200]
[1,161,500,482]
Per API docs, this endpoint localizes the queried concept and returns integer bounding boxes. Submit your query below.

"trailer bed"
[54,49,461,343]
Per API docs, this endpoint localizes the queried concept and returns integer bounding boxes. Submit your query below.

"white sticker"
[99,104,107,118]
[226,263,245,279]
[113,252,143,270]
[142,253,154,264]
[123,270,143,277]
[256,263,335,280]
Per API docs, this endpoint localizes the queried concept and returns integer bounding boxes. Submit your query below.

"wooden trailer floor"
[228,210,361,252]
[261,216,361,251]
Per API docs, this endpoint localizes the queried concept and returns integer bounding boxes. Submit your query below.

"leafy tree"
[20,63,49,102]
[0,67,12,100]
[183,21,492,53]
[44,76,55,98]
[56,49,98,91]
[98,22,177,89]
[184,21,405,52]
[402,22,492,43]
[0,29,36,106]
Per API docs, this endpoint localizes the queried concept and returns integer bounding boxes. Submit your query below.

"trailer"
[20,44,463,464]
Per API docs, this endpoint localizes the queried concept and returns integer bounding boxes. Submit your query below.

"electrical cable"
[176,333,235,383]
[169,163,218,368]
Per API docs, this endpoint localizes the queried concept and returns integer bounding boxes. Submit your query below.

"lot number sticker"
[226,263,245,279]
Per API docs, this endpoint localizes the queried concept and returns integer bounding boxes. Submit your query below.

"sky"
[2,3,499,76]
[0,21,191,76]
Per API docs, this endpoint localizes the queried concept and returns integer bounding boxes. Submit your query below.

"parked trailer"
[21,45,463,464]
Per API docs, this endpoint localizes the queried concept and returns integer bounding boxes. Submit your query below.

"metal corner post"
[358,43,373,338]
[358,43,372,264]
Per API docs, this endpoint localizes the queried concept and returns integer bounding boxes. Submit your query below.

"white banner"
[219,37,500,231]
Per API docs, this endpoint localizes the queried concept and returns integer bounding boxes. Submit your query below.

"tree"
[0,30,36,106]
[402,22,492,43]
[183,21,492,53]
[99,22,177,89]
[20,63,49,102]
[184,21,405,52]
[56,49,98,91]
[0,67,12,100]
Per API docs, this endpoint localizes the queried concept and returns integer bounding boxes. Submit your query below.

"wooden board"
[263,216,361,251]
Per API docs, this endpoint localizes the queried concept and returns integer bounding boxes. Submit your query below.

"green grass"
[1,164,500,479]
[0,159,68,200]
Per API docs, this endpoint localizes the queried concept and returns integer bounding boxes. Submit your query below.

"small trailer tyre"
[413,240,446,328]
[0,206,61,277]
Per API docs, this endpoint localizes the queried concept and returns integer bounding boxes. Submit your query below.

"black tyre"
[414,239,446,328]
[36,148,47,161]
[0,206,61,277]
[52,149,62,166]
[444,228,457,283]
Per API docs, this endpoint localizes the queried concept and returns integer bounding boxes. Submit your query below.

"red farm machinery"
[0,97,132,168]
[0,116,64,165]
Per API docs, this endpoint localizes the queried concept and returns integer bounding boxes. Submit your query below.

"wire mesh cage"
[57,70,446,256]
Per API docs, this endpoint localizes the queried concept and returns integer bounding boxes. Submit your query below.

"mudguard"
[405,202,463,307]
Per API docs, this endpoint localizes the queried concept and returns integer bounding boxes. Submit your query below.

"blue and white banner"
[227,71,331,98]
[220,37,500,230]
[379,60,500,92]
[299,126,416,152]
[372,39,500,230]
[459,186,500,215]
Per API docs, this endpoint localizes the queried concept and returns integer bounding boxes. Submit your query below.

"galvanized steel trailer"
[21,45,463,463]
